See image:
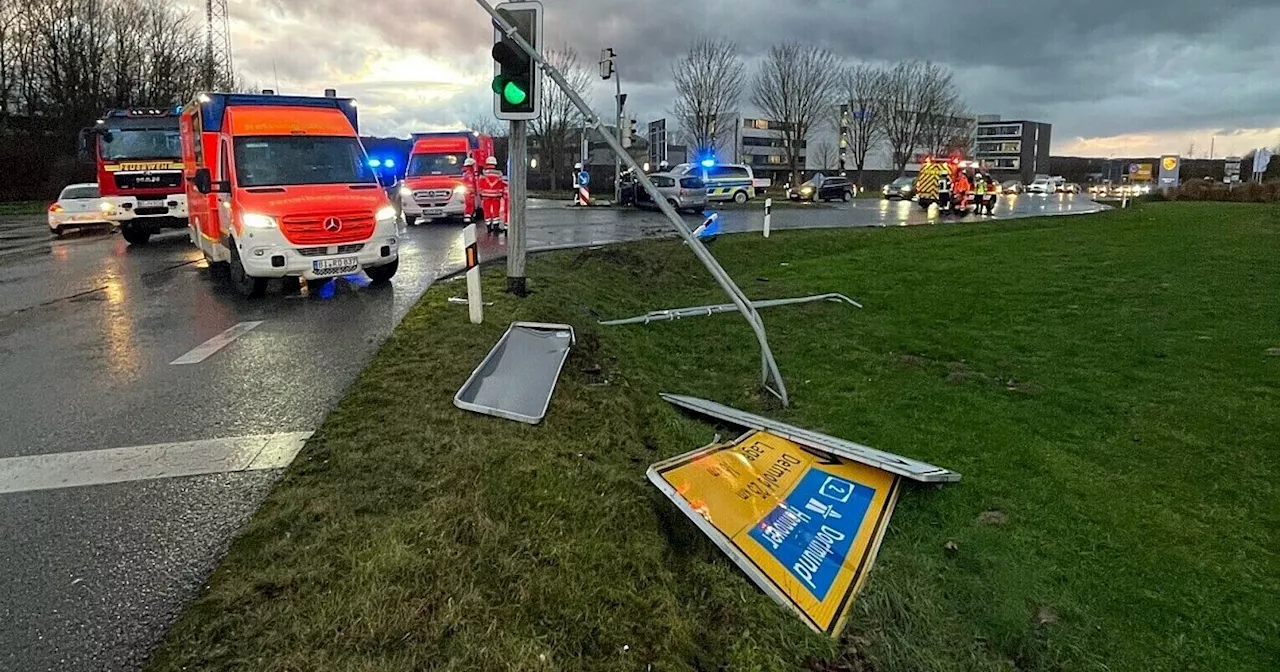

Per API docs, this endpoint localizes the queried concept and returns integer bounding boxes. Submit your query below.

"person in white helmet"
[477,155,508,233]
[460,156,479,223]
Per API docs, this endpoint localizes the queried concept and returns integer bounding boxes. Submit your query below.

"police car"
[670,162,764,204]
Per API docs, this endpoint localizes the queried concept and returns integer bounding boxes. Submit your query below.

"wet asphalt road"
[0,193,1106,671]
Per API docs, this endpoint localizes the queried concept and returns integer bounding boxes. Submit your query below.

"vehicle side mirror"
[193,167,213,194]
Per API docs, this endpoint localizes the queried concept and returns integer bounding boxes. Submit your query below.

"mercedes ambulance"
[399,131,494,225]
[180,93,401,297]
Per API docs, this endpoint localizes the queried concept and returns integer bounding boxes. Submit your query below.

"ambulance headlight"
[453,184,468,196]
[375,205,398,223]
[399,185,412,198]
[99,201,114,212]
[241,213,277,229]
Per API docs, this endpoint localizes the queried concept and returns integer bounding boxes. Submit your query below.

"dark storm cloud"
[229,0,1280,146]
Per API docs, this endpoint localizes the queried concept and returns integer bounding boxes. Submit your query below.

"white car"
[48,183,111,236]
[1026,179,1054,194]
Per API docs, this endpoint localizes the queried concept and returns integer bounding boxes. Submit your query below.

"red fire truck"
[180,92,401,297]
[398,131,495,225]
[80,107,189,245]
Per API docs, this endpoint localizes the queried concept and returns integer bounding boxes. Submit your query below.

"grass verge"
[147,203,1279,672]
[0,200,48,215]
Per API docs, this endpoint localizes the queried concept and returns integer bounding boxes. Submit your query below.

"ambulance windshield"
[233,136,377,188]
[408,152,466,177]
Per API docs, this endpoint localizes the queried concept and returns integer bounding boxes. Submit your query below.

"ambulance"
[180,92,401,297]
[399,131,495,225]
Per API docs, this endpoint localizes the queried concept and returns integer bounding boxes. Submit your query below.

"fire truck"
[180,92,401,297]
[79,107,189,245]
[399,131,495,225]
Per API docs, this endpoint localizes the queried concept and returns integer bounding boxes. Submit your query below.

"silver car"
[635,172,708,213]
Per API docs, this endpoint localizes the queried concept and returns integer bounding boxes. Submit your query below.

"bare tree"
[530,45,591,191]
[813,139,836,171]
[882,61,956,174]
[841,63,888,183]
[671,37,745,158]
[467,115,506,138]
[751,42,841,185]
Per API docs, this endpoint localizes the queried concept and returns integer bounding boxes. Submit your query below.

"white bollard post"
[763,197,772,238]
[463,223,483,324]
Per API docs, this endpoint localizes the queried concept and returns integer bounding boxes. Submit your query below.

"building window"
[977,141,1022,154]
[992,157,1020,169]
[977,124,1022,138]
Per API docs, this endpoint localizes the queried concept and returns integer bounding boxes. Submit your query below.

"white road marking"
[0,432,312,495]
[170,321,264,365]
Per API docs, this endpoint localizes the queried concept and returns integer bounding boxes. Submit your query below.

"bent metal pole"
[475,0,789,405]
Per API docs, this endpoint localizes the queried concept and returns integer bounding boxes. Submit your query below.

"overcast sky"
[207,0,1280,157]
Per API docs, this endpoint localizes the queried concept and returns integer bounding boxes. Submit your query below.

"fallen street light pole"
[598,293,863,326]
[508,118,529,295]
[475,0,791,405]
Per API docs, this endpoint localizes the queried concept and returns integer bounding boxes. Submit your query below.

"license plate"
[423,208,445,217]
[138,200,164,208]
[312,257,359,276]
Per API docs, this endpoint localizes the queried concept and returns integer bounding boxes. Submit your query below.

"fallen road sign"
[649,430,901,636]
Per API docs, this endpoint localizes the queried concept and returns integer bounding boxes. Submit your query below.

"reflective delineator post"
[763,197,772,238]
[463,223,483,324]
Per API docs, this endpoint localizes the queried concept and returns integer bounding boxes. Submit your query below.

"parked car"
[1001,180,1024,194]
[635,172,708,213]
[882,176,916,199]
[789,175,855,202]
[47,183,111,236]
[1027,178,1054,194]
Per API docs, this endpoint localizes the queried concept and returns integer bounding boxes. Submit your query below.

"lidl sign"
[649,430,901,636]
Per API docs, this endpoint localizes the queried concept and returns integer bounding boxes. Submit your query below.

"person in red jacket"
[461,157,478,223]
[477,156,508,233]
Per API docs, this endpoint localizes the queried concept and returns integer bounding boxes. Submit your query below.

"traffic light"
[491,1,542,120]
[622,117,638,148]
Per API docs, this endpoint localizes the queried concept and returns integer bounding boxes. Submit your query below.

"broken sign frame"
[454,322,576,425]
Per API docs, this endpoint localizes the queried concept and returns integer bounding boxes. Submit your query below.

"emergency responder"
[461,157,479,223]
[937,168,953,211]
[477,156,508,233]
[983,173,999,215]
[952,168,970,215]
[972,169,988,215]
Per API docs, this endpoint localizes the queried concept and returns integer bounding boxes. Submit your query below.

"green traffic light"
[502,81,528,106]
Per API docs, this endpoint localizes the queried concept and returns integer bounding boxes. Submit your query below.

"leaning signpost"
[474,0,792,405]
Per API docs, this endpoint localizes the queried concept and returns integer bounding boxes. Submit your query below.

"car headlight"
[453,185,468,195]
[399,186,412,197]
[241,213,277,229]
[376,205,398,223]
[99,201,114,212]
[800,187,813,194]
[902,186,912,192]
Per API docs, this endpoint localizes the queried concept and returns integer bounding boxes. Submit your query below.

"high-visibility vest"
[477,170,506,199]
[973,177,987,195]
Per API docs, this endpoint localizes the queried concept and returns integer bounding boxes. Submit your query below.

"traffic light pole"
[476,0,790,406]
[614,64,623,205]
[508,119,528,296]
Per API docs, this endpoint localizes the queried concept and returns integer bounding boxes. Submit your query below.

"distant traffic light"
[491,2,543,120]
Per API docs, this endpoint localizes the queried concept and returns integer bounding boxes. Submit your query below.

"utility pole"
[204,0,233,90]
[508,120,528,295]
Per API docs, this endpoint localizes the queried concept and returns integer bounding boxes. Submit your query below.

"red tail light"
[49,203,63,213]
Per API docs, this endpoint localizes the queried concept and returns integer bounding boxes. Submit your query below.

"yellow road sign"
[649,430,900,636]
[1133,163,1154,182]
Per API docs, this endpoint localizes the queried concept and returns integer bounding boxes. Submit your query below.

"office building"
[973,117,1052,183]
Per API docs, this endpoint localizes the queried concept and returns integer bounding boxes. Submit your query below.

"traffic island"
[146,203,1279,672]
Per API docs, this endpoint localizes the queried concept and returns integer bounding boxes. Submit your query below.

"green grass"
[0,200,48,215]
[147,202,1279,672]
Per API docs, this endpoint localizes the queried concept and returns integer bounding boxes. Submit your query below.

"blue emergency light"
[384,158,395,169]
[700,158,716,168]
[368,158,382,168]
